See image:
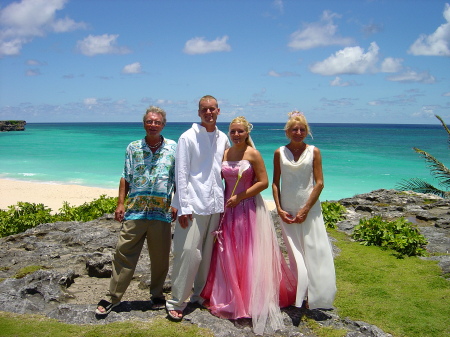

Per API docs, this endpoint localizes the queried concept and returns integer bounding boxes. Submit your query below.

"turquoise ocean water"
[0,122,448,202]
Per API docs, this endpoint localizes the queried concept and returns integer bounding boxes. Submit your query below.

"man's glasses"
[145,120,163,126]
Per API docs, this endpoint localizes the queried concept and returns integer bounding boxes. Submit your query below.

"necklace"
[147,136,162,149]
[290,143,306,152]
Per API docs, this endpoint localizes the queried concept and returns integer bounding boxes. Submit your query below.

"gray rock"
[2,188,447,336]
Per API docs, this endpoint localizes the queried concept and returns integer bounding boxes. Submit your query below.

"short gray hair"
[143,106,166,125]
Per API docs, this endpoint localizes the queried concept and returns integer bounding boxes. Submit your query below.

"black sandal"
[150,297,166,310]
[95,299,120,316]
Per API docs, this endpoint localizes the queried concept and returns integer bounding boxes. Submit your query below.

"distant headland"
[0,120,26,131]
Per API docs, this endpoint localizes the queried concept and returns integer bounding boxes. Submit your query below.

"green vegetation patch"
[0,313,214,337]
[0,195,118,237]
[303,317,347,337]
[321,201,346,229]
[331,229,450,337]
[14,265,45,279]
[352,216,428,257]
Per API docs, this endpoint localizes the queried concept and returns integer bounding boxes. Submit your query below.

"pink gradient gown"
[201,160,296,335]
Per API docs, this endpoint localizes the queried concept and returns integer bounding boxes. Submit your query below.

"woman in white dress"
[272,111,336,310]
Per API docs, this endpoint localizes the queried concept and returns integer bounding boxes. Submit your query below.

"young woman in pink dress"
[201,116,296,335]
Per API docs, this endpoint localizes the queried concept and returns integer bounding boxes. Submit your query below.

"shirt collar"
[192,123,218,134]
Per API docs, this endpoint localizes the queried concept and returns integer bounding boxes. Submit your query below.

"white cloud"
[288,10,353,50]
[25,69,40,76]
[83,98,98,105]
[387,69,436,84]
[443,91,450,96]
[310,42,379,75]
[320,97,356,107]
[268,70,281,77]
[380,57,403,73]
[330,76,352,87]
[0,0,86,56]
[156,99,174,105]
[26,59,42,65]
[408,3,450,56]
[0,38,24,55]
[273,0,284,14]
[412,106,437,118]
[268,70,299,77]
[51,16,87,33]
[76,34,130,56]
[368,94,417,106]
[183,36,231,55]
[122,62,142,74]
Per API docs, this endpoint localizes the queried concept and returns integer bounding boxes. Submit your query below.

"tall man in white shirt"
[166,95,229,321]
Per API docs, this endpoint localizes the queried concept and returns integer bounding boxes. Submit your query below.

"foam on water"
[0,122,447,201]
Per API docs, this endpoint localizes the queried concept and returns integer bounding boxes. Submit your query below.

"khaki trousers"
[165,213,221,311]
[107,219,171,304]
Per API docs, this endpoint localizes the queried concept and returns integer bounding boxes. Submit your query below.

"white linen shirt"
[171,123,229,215]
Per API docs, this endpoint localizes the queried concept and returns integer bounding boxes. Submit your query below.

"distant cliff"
[0,120,26,131]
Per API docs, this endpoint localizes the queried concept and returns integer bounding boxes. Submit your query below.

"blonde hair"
[229,116,254,147]
[284,110,312,138]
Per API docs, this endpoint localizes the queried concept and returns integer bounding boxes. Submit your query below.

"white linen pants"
[166,213,221,311]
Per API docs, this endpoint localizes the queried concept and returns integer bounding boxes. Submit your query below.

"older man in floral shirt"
[96,106,176,315]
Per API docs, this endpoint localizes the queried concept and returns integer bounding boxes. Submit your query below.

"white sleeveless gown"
[279,145,336,309]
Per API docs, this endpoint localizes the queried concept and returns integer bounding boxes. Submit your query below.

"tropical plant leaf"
[413,147,450,187]
[396,178,449,198]
[435,115,450,147]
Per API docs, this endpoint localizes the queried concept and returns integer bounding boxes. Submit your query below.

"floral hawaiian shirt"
[122,137,176,222]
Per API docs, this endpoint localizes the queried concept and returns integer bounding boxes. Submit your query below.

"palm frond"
[396,178,449,198]
[413,147,450,188]
[435,115,450,147]
[397,115,450,199]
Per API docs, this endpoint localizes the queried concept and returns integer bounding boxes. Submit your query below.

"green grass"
[0,313,214,337]
[331,229,450,337]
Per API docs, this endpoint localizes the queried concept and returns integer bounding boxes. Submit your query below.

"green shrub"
[322,201,346,229]
[0,195,118,237]
[55,195,117,222]
[352,216,428,257]
[0,202,54,237]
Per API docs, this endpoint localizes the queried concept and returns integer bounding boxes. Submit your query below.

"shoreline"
[0,179,117,212]
[0,179,276,212]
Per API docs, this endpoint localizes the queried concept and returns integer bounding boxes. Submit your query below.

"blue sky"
[0,0,449,124]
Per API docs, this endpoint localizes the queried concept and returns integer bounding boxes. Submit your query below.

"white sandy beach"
[0,179,276,212]
[0,179,117,212]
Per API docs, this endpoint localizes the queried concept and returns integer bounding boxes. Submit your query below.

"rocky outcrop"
[0,120,26,131]
[336,189,450,277]
[0,189,448,336]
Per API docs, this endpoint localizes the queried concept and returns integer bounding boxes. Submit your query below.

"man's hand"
[178,214,193,229]
[115,204,125,222]
[171,207,178,222]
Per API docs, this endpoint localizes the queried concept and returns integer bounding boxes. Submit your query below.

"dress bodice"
[280,145,317,211]
[222,160,255,199]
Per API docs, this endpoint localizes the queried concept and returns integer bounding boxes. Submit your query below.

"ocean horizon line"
[23,121,443,127]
